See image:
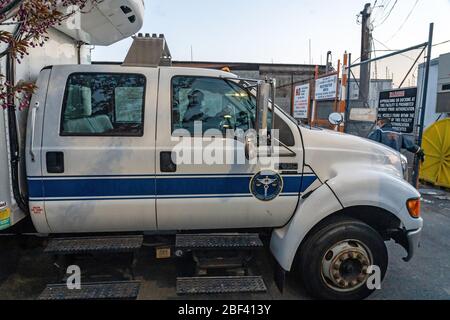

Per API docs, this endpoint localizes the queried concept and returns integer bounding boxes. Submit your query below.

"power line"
[377,0,397,26]
[433,39,450,47]
[372,37,378,79]
[371,0,390,24]
[375,0,398,27]
[350,48,408,66]
[388,0,420,41]
[373,0,389,18]
[373,38,416,62]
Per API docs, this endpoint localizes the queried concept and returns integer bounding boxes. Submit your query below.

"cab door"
[155,68,312,230]
[33,65,158,233]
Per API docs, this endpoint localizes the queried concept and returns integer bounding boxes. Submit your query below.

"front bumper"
[390,226,422,262]
[403,228,422,262]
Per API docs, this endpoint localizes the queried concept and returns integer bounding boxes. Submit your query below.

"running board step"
[176,234,263,250]
[44,235,143,255]
[38,281,141,300]
[176,276,267,295]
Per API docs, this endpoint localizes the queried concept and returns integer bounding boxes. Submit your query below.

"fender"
[326,168,422,231]
[270,168,423,272]
[270,183,343,271]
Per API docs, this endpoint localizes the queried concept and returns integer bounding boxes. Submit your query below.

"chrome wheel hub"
[321,240,372,292]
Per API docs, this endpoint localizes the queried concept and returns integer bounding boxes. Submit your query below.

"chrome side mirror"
[328,112,344,126]
[256,81,271,132]
[256,79,276,153]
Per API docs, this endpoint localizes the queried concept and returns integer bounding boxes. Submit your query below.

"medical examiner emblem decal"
[250,171,284,201]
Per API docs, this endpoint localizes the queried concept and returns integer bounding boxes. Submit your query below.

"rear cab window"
[60,73,146,136]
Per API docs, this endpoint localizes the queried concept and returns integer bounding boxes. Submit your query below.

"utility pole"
[413,23,434,188]
[359,3,372,107]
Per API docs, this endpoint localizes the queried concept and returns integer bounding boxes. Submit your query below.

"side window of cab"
[61,73,146,136]
[171,76,256,135]
[171,75,295,146]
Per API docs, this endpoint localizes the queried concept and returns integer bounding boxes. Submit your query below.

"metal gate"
[344,23,434,186]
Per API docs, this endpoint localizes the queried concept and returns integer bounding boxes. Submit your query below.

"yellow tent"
[420,119,450,188]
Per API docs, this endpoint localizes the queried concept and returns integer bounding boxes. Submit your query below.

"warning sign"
[378,88,417,134]
[293,83,310,119]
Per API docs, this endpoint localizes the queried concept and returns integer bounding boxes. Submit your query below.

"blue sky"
[92,0,450,64]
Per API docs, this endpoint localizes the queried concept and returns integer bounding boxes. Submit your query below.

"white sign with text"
[315,74,338,101]
[293,83,310,119]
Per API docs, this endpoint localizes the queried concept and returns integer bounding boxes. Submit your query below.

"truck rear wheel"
[297,217,388,300]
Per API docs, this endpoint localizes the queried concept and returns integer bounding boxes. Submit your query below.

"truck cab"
[19,58,423,299]
[26,64,308,232]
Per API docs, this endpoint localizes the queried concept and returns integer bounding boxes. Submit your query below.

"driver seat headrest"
[65,85,92,119]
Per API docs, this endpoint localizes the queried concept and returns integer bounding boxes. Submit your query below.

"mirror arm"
[273,138,297,157]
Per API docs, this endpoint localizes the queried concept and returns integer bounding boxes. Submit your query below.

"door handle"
[160,152,177,173]
[29,101,39,162]
[46,152,64,174]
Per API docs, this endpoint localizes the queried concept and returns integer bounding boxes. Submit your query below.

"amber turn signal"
[407,198,421,218]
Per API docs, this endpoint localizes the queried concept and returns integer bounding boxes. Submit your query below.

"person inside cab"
[183,90,206,124]
[368,117,425,162]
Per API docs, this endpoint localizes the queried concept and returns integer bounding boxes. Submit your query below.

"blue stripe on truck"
[27,174,318,201]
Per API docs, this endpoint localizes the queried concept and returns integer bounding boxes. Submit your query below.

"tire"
[297,217,388,300]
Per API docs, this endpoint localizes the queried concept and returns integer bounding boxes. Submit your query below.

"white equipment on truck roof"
[54,0,145,46]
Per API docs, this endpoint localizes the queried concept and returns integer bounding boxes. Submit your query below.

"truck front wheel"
[297,217,388,300]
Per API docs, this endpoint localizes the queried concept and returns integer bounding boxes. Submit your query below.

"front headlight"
[401,154,408,179]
